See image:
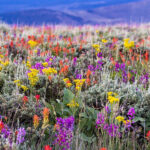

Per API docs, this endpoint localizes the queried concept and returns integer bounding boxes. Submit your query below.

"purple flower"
[73,57,77,66]
[55,116,74,150]
[107,123,119,137]
[127,107,135,120]
[96,113,105,128]
[115,62,120,72]
[16,128,26,144]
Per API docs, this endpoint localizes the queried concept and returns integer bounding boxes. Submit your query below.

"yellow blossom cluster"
[42,62,48,67]
[124,38,134,49]
[92,44,101,55]
[67,99,79,108]
[26,61,31,68]
[42,67,57,76]
[28,69,39,86]
[14,80,28,92]
[28,40,38,48]
[107,92,119,104]
[116,116,131,125]
[102,39,108,43]
[74,79,86,91]
[115,116,125,123]
[63,78,72,87]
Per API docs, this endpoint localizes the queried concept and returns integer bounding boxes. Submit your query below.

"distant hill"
[0,9,85,25]
[0,0,150,25]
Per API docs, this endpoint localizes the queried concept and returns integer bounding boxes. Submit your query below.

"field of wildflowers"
[0,23,150,150]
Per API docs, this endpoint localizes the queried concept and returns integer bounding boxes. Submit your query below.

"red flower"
[44,145,52,150]
[146,131,150,141]
[22,96,28,105]
[35,95,40,101]
[0,121,4,132]
[100,148,107,150]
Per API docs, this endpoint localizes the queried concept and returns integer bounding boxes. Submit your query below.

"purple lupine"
[73,57,77,66]
[55,116,74,150]
[97,52,103,59]
[16,128,26,144]
[96,112,105,128]
[127,107,135,120]
[115,62,120,72]
[140,72,149,88]
[107,123,120,137]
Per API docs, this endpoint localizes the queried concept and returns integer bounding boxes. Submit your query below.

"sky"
[0,0,140,13]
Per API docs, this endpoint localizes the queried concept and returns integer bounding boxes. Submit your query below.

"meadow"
[0,23,150,150]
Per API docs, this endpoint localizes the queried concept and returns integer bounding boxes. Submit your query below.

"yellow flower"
[1,61,9,67]
[107,92,119,104]
[42,62,48,67]
[28,40,38,48]
[14,80,21,83]
[74,79,85,91]
[34,50,38,53]
[42,67,57,76]
[21,85,28,92]
[124,38,134,49]
[28,69,39,86]
[116,116,125,123]
[0,66,2,71]
[67,99,79,108]
[102,39,108,43]
[0,55,4,58]
[26,61,31,68]
[63,78,69,83]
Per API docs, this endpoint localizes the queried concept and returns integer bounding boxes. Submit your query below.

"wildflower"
[102,39,108,43]
[127,107,135,120]
[116,116,125,123]
[74,79,86,91]
[124,38,134,49]
[96,112,105,128]
[28,40,38,48]
[0,121,4,133]
[26,61,31,68]
[21,85,28,92]
[63,78,72,88]
[16,128,26,144]
[44,145,52,150]
[33,115,39,129]
[100,148,107,150]
[107,92,119,104]
[35,95,40,103]
[55,116,74,149]
[67,99,79,108]
[22,96,28,105]
[27,69,39,86]
[42,67,57,76]
[42,108,50,128]
[146,131,150,141]
[42,62,48,67]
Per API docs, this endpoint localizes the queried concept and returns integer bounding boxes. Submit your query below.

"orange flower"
[42,107,50,126]
[33,115,39,129]
[100,148,107,150]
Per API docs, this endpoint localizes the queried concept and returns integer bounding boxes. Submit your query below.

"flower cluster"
[27,69,39,86]
[107,92,119,104]
[124,38,134,49]
[74,79,86,91]
[63,78,72,87]
[55,116,74,150]
[42,67,57,76]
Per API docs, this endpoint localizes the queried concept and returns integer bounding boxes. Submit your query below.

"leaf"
[133,117,145,122]
[63,88,75,105]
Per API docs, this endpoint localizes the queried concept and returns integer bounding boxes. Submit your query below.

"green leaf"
[63,88,75,105]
